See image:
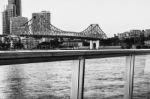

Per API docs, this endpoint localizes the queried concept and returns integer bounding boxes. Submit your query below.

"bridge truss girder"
[18,17,107,40]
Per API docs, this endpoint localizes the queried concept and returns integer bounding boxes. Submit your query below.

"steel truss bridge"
[4,17,107,40]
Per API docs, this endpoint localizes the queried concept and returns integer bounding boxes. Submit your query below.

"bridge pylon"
[90,40,100,49]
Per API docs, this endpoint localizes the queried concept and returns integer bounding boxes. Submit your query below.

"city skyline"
[1,0,150,37]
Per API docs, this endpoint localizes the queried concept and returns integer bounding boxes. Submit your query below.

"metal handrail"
[0,49,150,65]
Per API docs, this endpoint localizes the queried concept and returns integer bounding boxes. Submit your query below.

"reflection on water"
[0,55,150,99]
[6,66,26,99]
[0,65,27,99]
[0,61,75,99]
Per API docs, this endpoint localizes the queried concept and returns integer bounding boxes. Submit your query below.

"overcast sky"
[0,0,150,37]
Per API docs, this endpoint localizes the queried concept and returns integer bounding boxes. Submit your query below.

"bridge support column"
[90,41,93,50]
[90,40,100,50]
[96,40,100,49]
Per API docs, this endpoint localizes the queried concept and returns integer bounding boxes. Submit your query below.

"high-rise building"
[2,10,8,35]
[2,0,21,35]
[10,16,28,35]
[5,4,16,34]
[8,0,21,16]
[6,4,16,18]
[32,11,51,34]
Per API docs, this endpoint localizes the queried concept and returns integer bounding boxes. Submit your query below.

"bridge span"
[2,17,108,49]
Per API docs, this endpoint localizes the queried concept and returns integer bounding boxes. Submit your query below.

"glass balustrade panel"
[0,60,77,99]
[84,57,126,99]
[132,55,150,99]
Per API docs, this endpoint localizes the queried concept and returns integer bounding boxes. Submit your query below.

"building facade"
[144,29,150,37]
[118,32,130,39]
[32,11,51,34]
[21,37,40,49]
[2,10,9,35]
[2,0,21,35]
[8,0,21,16]
[10,16,28,35]
[129,30,143,37]
[118,30,143,39]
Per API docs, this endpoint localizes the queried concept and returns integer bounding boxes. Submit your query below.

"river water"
[0,55,150,99]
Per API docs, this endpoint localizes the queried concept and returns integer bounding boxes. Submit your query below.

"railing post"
[71,57,85,99]
[124,54,135,99]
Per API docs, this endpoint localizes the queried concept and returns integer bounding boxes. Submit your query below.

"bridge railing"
[0,49,150,99]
